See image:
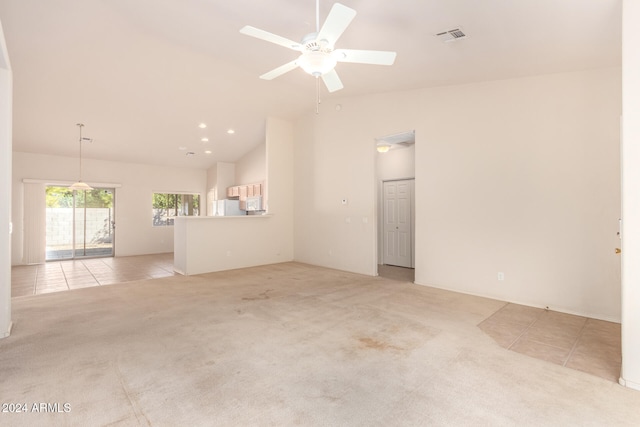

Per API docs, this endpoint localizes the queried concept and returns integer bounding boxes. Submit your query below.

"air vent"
[435,27,467,42]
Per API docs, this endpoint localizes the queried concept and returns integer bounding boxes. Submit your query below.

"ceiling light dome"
[297,51,337,77]
[376,143,391,153]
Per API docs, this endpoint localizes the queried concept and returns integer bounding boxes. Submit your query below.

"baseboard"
[0,321,13,339]
[619,376,640,391]
[413,279,621,324]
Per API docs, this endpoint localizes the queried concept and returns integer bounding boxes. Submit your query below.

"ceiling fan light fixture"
[69,181,93,191]
[298,51,337,77]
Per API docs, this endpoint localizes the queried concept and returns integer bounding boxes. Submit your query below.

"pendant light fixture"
[69,123,93,191]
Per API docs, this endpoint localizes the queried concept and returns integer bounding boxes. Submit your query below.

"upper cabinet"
[227,183,262,201]
[226,186,240,198]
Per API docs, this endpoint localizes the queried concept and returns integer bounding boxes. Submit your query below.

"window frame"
[152,192,200,227]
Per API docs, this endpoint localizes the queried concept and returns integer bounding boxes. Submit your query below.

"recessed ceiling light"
[201,137,209,142]
[204,150,212,154]
[227,129,235,134]
[198,123,207,129]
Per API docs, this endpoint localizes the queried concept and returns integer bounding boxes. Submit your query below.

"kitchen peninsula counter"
[174,215,283,275]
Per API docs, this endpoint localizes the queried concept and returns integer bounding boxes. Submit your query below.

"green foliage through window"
[152,193,200,226]
[46,187,113,208]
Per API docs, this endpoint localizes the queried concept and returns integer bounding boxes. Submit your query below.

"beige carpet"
[1,262,639,426]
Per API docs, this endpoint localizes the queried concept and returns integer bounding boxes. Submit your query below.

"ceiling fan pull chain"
[315,76,320,114]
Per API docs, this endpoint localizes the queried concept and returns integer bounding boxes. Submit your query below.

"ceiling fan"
[240,1,396,93]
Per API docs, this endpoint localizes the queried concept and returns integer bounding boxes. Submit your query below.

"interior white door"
[383,180,412,267]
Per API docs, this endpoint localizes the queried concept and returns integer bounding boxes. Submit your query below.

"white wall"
[620,0,640,391]
[206,163,217,215]
[376,145,415,181]
[206,161,236,215]
[265,117,294,238]
[294,67,622,321]
[0,19,12,338]
[174,117,294,274]
[293,95,420,275]
[12,152,206,264]
[235,142,266,185]
[217,162,235,198]
[417,69,621,322]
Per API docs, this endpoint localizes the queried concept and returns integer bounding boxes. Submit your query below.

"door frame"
[45,185,116,260]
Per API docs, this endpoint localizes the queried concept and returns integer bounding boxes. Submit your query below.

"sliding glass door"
[46,186,115,260]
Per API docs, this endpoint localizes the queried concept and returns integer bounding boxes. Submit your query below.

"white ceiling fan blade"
[240,26,302,51]
[317,3,356,46]
[333,49,397,65]
[260,60,300,80]
[321,69,344,93]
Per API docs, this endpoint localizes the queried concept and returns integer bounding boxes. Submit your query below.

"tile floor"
[377,264,621,383]
[478,303,621,382]
[11,253,175,297]
[11,255,621,383]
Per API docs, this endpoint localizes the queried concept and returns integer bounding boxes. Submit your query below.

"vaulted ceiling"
[0,0,621,169]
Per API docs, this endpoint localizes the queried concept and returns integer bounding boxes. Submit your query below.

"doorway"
[45,186,115,260]
[382,179,414,268]
[375,130,416,281]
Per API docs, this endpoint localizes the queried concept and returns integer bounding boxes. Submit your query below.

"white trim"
[173,214,273,220]
[414,279,622,324]
[23,178,122,188]
[619,377,640,391]
[152,190,201,195]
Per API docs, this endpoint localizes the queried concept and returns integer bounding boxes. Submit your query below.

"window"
[152,193,200,226]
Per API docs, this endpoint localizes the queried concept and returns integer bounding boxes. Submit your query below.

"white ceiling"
[0,0,621,169]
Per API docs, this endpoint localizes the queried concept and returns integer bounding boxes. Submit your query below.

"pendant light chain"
[70,123,93,191]
[77,123,84,184]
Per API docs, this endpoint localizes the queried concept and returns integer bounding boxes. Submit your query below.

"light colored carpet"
[1,262,639,426]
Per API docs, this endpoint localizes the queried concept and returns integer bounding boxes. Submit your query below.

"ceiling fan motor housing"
[302,32,331,51]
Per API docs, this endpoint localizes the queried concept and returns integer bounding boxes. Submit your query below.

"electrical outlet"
[497,272,505,281]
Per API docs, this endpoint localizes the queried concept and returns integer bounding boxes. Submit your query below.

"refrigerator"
[215,199,245,216]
